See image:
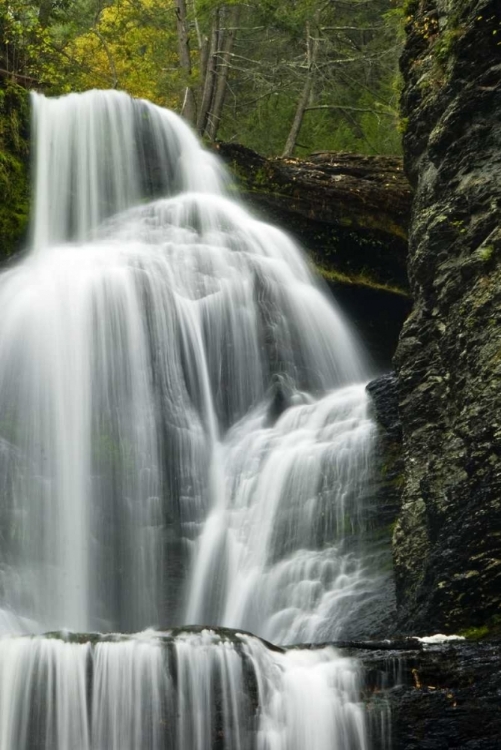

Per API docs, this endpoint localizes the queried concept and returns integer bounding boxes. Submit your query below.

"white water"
[0,630,369,750]
[186,384,378,643]
[0,89,391,748]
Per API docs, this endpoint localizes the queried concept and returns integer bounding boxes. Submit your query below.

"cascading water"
[0,89,392,748]
[0,629,371,750]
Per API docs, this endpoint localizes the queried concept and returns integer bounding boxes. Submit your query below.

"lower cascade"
[0,90,392,748]
[0,630,369,750]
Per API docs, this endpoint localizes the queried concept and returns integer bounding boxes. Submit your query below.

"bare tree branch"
[305,105,395,115]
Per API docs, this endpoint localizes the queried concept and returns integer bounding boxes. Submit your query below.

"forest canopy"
[1,0,404,156]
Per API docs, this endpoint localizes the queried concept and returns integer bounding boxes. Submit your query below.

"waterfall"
[0,89,392,748]
[0,630,369,750]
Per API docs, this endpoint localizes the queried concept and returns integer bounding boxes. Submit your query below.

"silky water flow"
[0,90,392,749]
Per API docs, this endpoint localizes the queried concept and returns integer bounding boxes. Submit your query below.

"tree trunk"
[282,19,320,158]
[196,8,220,135]
[205,5,241,141]
[175,0,196,125]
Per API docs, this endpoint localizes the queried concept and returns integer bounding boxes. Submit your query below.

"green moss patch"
[0,81,30,257]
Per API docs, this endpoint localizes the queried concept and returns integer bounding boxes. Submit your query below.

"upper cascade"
[0,89,390,641]
[31,89,227,250]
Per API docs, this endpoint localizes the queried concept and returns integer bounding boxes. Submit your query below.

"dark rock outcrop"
[214,142,412,297]
[362,641,501,750]
[367,373,404,530]
[367,373,402,444]
[394,0,501,633]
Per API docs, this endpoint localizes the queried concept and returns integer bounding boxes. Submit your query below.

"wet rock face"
[367,374,401,444]
[362,642,501,750]
[394,0,501,632]
[367,373,404,533]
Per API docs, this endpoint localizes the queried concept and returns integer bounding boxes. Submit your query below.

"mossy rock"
[459,614,501,641]
[0,81,30,257]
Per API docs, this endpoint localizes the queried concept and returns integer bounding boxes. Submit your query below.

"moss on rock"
[0,81,30,257]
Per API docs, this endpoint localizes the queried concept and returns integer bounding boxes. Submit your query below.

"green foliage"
[217,0,403,156]
[0,81,30,257]
[1,1,403,156]
[61,1,182,105]
[434,27,466,65]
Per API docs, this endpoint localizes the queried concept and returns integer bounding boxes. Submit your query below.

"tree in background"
[214,0,403,155]
[0,0,404,157]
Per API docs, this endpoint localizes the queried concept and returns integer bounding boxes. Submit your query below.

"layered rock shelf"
[214,142,412,297]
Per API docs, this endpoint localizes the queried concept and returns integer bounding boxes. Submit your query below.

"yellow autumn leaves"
[55,1,183,108]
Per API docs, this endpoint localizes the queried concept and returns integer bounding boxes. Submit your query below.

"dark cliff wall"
[394,0,501,633]
[0,80,30,256]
